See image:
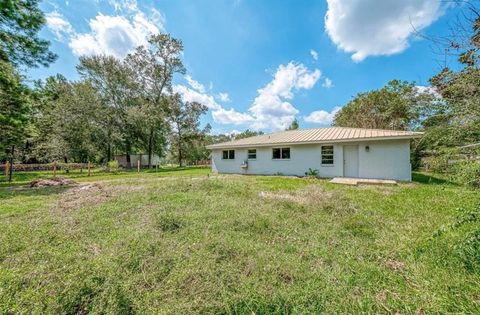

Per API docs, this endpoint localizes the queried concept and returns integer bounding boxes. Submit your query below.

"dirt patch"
[54,183,110,212]
[258,185,359,215]
[258,185,335,205]
[30,177,76,187]
[385,259,406,271]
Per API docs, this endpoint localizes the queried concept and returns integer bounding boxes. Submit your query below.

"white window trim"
[272,147,291,160]
[321,145,334,166]
[247,149,257,160]
[221,149,235,160]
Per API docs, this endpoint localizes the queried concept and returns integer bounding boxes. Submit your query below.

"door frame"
[343,145,359,178]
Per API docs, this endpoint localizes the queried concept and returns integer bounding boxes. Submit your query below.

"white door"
[343,145,359,177]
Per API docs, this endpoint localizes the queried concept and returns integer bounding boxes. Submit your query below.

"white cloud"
[322,78,333,89]
[185,75,206,93]
[108,0,139,12]
[69,12,162,58]
[325,0,444,61]
[217,92,231,102]
[248,62,321,129]
[175,77,248,125]
[304,106,342,125]
[177,63,321,130]
[45,11,74,41]
[310,49,319,61]
[173,84,221,110]
[46,1,164,58]
[212,108,254,125]
[415,85,441,98]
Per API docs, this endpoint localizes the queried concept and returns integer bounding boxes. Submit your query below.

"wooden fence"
[0,163,90,172]
[193,159,211,166]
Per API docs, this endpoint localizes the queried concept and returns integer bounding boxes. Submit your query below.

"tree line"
[331,2,480,186]
[1,1,217,168]
[1,0,479,185]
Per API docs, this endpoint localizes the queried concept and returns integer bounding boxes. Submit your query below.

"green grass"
[0,169,479,314]
[0,166,210,187]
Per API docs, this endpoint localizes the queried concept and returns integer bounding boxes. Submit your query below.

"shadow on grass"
[0,184,72,200]
[141,165,210,173]
[412,172,455,185]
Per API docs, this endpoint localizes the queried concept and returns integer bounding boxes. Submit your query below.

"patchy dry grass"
[0,170,479,314]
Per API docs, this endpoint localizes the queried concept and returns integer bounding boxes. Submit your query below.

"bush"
[304,168,319,177]
[422,154,451,173]
[107,160,119,173]
[450,160,480,188]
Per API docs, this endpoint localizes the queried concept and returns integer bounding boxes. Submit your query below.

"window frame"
[272,147,291,160]
[222,149,235,160]
[247,149,257,160]
[321,145,334,166]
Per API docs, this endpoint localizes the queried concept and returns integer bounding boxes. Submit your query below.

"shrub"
[422,154,451,173]
[450,159,480,188]
[107,160,119,173]
[304,168,319,177]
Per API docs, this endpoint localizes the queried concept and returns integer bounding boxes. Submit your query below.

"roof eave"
[206,134,423,150]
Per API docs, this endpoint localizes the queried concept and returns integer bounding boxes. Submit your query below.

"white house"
[206,127,423,181]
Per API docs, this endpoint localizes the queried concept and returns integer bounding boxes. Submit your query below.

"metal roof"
[206,127,423,149]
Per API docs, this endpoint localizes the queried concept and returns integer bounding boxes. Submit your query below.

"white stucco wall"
[357,139,412,181]
[211,139,412,181]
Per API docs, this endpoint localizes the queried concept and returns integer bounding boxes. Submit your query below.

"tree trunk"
[8,145,14,182]
[107,127,112,162]
[177,125,183,167]
[178,147,183,167]
[63,156,69,173]
[107,142,111,163]
[148,128,153,169]
[125,140,131,169]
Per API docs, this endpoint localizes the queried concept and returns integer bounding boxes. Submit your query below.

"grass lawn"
[0,168,479,314]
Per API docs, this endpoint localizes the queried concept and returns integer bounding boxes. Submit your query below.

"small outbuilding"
[206,127,423,181]
[114,153,160,168]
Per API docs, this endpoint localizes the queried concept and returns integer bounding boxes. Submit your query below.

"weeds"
[0,171,479,314]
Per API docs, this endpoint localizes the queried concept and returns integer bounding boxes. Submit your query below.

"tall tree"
[125,33,185,168]
[168,94,208,167]
[31,76,105,163]
[0,61,30,164]
[333,80,432,130]
[77,55,139,164]
[422,1,480,148]
[0,0,56,67]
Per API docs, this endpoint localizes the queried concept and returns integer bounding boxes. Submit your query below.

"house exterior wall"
[211,139,412,181]
[357,139,411,181]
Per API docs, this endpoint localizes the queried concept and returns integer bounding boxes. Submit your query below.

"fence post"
[88,161,91,177]
[137,160,140,173]
[53,161,57,178]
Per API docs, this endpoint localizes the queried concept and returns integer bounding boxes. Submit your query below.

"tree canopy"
[333,80,434,130]
[0,0,56,67]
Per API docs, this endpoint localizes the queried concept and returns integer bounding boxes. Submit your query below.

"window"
[248,149,256,160]
[272,148,290,160]
[321,145,334,165]
[222,150,235,160]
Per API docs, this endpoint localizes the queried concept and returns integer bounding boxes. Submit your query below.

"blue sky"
[31,0,461,134]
